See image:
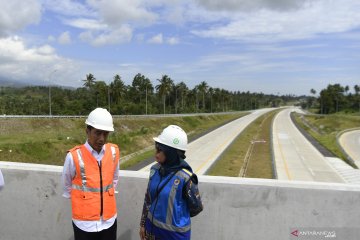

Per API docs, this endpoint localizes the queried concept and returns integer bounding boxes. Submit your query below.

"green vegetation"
[0,73,300,116]
[207,110,280,178]
[306,84,360,114]
[121,150,154,170]
[293,113,360,166]
[0,113,247,166]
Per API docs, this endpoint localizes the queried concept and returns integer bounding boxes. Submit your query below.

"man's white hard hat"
[85,108,114,132]
[153,125,188,151]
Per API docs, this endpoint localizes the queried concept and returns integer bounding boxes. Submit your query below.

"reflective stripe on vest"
[75,149,87,190]
[147,168,192,233]
[72,147,116,193]
[72,183,113,192]
[148,211,191,233]
[70,143,120,221]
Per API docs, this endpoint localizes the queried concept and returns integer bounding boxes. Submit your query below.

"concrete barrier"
[0,162,360,240]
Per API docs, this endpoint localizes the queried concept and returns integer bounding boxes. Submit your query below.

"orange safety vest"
[69,143,120,221]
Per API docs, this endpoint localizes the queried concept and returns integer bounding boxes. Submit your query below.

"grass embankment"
[207,110,280,178]
[293,113,360,165]
[0,113,248,167]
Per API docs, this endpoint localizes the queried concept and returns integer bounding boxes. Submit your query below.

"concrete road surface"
[272,108,344,183]
[140,108,275,175]
[339,130,360,168]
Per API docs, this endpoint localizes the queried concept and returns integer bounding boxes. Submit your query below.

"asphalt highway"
[339,130,360,168]
[272,108,344,183]
[140,108,275,175]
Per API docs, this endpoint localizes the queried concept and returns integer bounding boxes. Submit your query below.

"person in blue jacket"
[139,125,203,240]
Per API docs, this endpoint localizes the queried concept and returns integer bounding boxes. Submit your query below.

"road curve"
[272,108,344,183]
[339,130,360,168]
[139,108,276,175]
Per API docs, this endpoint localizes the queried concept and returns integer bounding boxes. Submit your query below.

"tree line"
[0,73,299,115]
[308,84,360,114]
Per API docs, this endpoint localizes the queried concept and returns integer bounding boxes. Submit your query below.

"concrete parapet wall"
[0,162,360,240]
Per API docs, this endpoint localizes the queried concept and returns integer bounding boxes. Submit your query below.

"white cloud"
[191,1,360,42]
[88,0,157,27]
[0,0,41,36]
[167,37,179,45]
[79,25,133,46]
[63,18,108,30]
[48,35,56,42]
[0,36,79,85]
[163,4,187,26]
[36,45,56,55]
[0,37,56,62]
[148,33,163,44]
[195,0,312,12]
[58,31,71,45]
[43,0,95,17]
[78,31,92,43]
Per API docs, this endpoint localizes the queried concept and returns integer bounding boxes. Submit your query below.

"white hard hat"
[85,108,114,132]
[153,125,188,151]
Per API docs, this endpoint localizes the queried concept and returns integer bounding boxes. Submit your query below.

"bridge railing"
[0,162,359,240]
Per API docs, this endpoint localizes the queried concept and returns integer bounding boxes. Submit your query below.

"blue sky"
[0,0,360,95]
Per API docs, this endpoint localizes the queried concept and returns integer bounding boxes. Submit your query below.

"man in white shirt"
[62,108,120,240]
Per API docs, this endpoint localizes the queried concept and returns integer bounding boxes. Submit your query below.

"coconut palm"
[110,74,127,104]
[131,73,153,105]
[156,75,174,114]
[82,73,96,89]
[197,81,208,111]
[176,82,189,111]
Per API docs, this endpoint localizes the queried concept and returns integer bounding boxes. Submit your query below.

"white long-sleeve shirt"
[0,169,4,190]
[62,141,120,232]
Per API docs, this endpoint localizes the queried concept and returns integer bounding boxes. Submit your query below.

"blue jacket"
[141,163,203,240]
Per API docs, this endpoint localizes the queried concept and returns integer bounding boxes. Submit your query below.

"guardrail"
[0,111,246,119]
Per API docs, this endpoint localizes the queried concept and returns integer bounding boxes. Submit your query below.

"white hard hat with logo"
[153,125,188,151]
[85,108,114,132]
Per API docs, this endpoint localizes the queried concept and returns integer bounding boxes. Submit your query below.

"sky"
[0,0,359,95]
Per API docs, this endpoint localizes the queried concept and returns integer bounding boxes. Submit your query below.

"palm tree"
[355,85,360,112]
[82,73,96,89]
[310,88,317,108]
[192,86,199,111]
[110,74,126,105]
[355,85,360,95]
[197,81,208,111]
[212,88,222,112]
[176,82,188,111]
[131,73,153,108]
[131,73,145,103]
[220,89,230,112]
[156,75,174,114]
[142,76,153,115]
[208,87,214,112]
[93,81,107,107]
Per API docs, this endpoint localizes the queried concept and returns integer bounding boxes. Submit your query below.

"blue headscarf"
[156,142,192,176]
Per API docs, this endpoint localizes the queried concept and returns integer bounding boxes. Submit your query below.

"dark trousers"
[72,219,117,240]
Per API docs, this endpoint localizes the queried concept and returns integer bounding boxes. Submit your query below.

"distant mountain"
[0,77,76,89]
[0,78,27,87]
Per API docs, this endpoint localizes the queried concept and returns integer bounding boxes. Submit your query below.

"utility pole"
[108,86,111,113]
[48,69,57,116]
[175,87,177,114]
